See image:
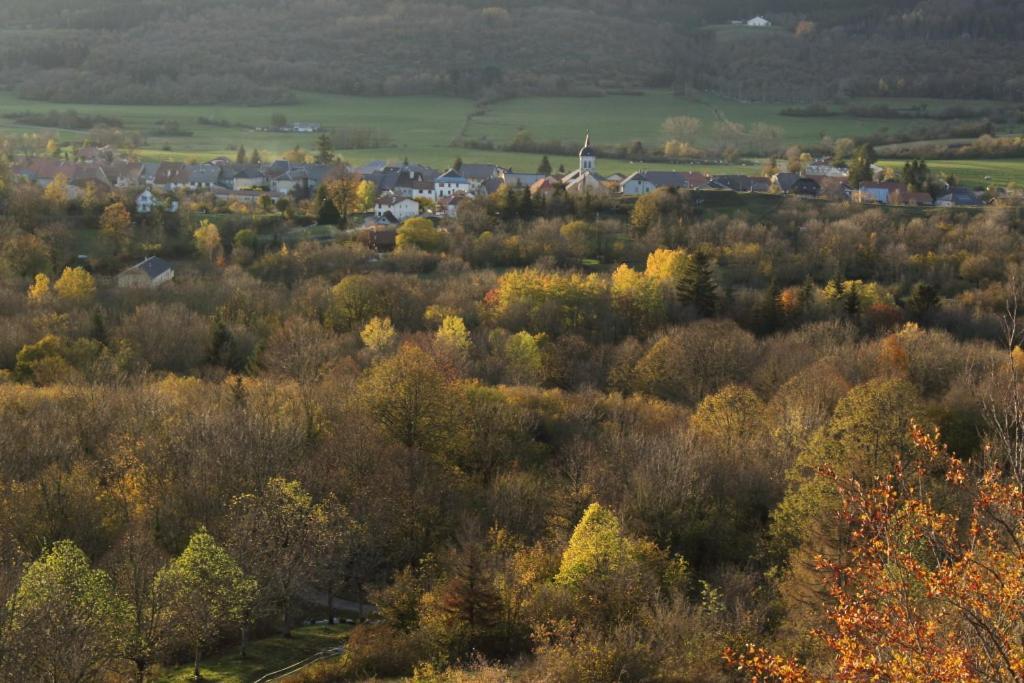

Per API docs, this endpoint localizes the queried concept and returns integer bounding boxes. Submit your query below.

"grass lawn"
[154,624,349,683]
[880,158,1024,188]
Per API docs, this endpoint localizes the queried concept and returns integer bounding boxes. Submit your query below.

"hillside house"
[117,256,174,289]
[747,16,771,27]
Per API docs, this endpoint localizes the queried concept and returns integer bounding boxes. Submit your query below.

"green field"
[155,624,348,683]
[0,89,1022,183]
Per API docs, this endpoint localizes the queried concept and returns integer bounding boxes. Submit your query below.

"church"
[560,132,609,195]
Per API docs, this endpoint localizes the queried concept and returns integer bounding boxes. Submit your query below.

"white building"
[434,169,471,199]
[747,16,772,27]
[374,193,421,221]
[135,189,156,214]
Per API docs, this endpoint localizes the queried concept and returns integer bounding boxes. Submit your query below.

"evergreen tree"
[316,134,335,164]
[315,184,341,226]
[676,251,718,317]
[538,155,552,175]
[902,159,930,192]
[907,282,940,321]
[249,148,261,165]
[843,282,861,319]
[518,187,534,219]
[235,145,246,164]
[452,156,463,172]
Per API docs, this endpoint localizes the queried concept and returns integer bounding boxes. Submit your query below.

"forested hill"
[0,0,1021,105]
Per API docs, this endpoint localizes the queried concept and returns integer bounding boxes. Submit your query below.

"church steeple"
[579,130,596,172]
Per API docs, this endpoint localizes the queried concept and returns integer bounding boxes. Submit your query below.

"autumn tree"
[397,217,446,253]
[224,478,345,635]
[731,428,1024,682]
[109,527,175,683]
[53,266,97,305]
[193,219,223,263]
[357,343,457,452]
[361,316,397,354]
[43,173,69,208]
[0,540,130,683]
[324,174,362,228]
[156,528,256,681]
[100,202,134,256]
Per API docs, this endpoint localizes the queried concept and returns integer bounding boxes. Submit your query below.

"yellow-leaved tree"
[53,267,97,305]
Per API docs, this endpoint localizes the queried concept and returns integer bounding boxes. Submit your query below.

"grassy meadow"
[155,624,348,683]
[0,89,1021,184]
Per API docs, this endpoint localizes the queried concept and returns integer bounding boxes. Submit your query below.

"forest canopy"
[0,0,1022,103]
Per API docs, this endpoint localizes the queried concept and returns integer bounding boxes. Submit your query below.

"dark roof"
[121,256,172,280]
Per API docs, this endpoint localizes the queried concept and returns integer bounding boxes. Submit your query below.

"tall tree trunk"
[193,644,202,681]
[327,586,336,625]
[240,624,249,659]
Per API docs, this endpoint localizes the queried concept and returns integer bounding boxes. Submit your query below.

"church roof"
[579,132,595,158]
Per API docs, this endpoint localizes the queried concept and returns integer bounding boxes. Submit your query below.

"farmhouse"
[856,182,907,204]
[619,171,691,196]
[747,16,771,27]
[117,256,174,289]
[936,187,984,207]
[374,193,421,220]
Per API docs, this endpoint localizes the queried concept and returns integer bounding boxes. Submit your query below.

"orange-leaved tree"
[728,426,1024,682]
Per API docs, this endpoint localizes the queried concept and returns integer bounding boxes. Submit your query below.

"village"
[11,132,989,227]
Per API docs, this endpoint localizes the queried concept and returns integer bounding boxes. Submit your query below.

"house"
[211,186,279,207]
[477,177,505,197]
[458,164,503,188]
[935,187,984,207]
[374,193,421,221]
[773,173,820,196]
[856,182,907,204]
[135,189,156,214]
[438,193,469,217]
[747,16,771,27]
[811,176,853,201]
[904,191,934,207]
[187,164,221,190]
[117,256,174,289]
[291,122,321,133]
[231,167,267,191]
[804,163,848,178]
[394,172,437,201]
[529,176,562,198]
[709,175,770,192]
[501,171,546,189]
[619,171,690,196]
[434,169,471,199]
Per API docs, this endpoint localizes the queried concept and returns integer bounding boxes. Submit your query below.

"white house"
[135,189,156,214]
[434,169,471,199]
[747,16,772,27]
[374,193,421,221]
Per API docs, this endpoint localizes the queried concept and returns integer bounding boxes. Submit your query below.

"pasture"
[0,89,1021,184]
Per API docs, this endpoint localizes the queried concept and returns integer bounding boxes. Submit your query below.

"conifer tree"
[676,251,718,317]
